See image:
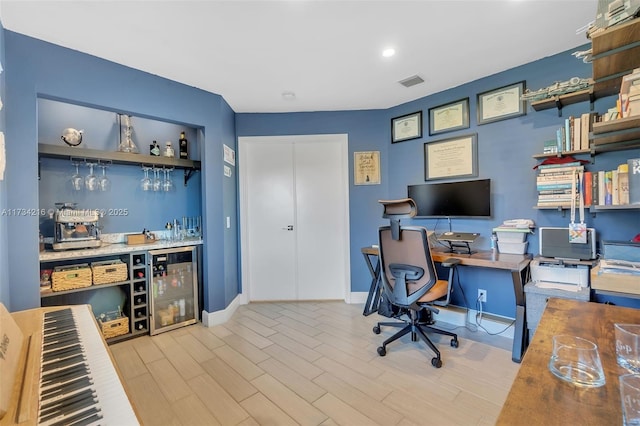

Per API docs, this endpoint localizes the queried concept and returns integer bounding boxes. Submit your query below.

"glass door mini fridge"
[149,246,198,335]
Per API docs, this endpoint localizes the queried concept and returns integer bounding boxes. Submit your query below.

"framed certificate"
[428,98,470,136]
[354,151,381,185]
[391,111,422,143]
[424,134,478,181]
[477,81,526,125]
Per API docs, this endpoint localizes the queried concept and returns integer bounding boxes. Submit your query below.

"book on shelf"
[538,188,573,195]
[592,171,599,206]
[538,164,584,173]
[604,170,613,206]
[584,171,593,206]
[572,116,581,151]
[629,158,640,205]
[612,170,620,205]
[618,163,630,205]
[580,112,598,151]
[598,170,606,205]
[564,117,572,152]
[536,173,576,183]
[537,183,574,191]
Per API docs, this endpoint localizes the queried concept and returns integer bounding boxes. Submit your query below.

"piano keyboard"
[37,307,138,426]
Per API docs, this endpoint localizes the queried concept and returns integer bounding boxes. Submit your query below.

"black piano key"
[44,329,78,343]
[40,377,93,399]
[42,354,86,372]
[41,363,89,385]
[43,335,81,350]
[42,343,83,362]
[45,406,101,426]
[39,392,98,423]
[40,388,95,414]
[67,411,103,426]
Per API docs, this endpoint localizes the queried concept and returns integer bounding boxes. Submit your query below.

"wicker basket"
[91,260,128,285]
[51,264,92,291]
[98,316,129,339]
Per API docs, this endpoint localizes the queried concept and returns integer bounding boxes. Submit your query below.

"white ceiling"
[0,0,598,113]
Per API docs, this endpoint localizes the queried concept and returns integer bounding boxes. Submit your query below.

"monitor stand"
[443,241,474,255]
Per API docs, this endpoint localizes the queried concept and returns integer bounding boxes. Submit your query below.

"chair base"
[373,308,458,368]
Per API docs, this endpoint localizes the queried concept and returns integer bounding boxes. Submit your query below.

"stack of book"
[536,163,583,208]
[552,113,599,153]
[585,162,634,206]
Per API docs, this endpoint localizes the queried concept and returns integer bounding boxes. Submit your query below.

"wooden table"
[361,246,532,362]
[497,298,640,425]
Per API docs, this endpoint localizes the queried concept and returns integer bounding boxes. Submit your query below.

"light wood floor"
[111,301,520,425]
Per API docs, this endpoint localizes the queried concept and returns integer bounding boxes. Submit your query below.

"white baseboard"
[348,291,514,339]
[201,293,248,327]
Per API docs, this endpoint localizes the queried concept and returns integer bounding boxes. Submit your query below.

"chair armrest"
[440,258,461,268]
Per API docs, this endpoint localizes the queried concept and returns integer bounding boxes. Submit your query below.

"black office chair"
[373,198,459,368]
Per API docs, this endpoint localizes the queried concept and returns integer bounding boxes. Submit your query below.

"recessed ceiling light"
[382,48,396,58]
[282,91,296,101]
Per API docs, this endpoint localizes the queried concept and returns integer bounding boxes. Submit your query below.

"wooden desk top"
[497,298,640,425]
[361,246,531,272]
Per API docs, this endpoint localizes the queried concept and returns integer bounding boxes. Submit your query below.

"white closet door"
[294,139,348,300]
[239,134,349,302]
[244,140,297,301]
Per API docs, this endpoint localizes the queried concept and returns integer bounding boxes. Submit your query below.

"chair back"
[378,225,438,308]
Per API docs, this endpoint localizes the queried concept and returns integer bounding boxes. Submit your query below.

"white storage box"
[498,241,528,254]
[493,227,532,243]
[496,231,527,243]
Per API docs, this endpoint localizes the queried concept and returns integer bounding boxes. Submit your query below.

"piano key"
[67,411,104,426]
[40,376,93,400]
[38,306,138,425]
[47,406,102,426]
[40,388,96,415]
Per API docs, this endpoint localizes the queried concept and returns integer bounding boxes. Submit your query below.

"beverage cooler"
[149,246,198,335]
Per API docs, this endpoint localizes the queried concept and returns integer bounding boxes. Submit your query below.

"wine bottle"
[150,140,160,156]
[179,131,188,159]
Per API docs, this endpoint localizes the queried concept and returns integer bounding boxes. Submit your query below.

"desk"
[497,298,640,425]
[361,246,532,362]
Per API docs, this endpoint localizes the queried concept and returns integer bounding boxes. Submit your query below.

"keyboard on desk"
[437,232,480,243]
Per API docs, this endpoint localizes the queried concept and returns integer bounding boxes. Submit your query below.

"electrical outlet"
[478,289,487,303]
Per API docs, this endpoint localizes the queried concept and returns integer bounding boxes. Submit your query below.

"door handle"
[282,225,294,231]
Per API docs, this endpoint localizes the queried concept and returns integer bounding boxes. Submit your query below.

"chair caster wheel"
[450,339,459,348]
[373,325,381,335]
[431,357,442,368]
[377,346,386,356]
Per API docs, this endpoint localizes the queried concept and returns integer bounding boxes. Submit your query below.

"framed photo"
[391,111,422,143]
[477,81,526,125]
[428,98,469,136]
[424,133,478,181]
[354,151,381,185]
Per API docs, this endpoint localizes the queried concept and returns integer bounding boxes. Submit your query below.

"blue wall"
[3,31,235,313]
[2,28,639,319]
[237,45,640,317]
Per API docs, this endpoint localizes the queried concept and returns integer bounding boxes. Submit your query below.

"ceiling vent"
[398,75,425,88]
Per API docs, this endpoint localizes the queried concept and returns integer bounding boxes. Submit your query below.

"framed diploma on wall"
[477,81,526,125]
[424,134,478,181]
[428,98,470,135]
[391,111,422,143]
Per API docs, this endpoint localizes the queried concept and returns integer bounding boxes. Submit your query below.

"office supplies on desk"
[437,232,479,254]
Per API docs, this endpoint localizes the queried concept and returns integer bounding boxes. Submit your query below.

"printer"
[531,258,591,291]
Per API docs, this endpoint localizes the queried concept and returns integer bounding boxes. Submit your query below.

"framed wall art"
[477,81,526,125]
[354,151,381,185]
[428,98,469,135]
[391,111,422,143]
[424,133,478,181]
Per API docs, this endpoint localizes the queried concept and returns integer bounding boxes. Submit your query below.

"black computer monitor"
[407,179,491,218]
